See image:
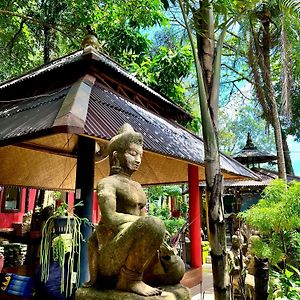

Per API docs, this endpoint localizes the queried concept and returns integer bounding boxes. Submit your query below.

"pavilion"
[232,133,277,168]
[199,133,300,238]
[225,133,299,213]
[0,40,257,284]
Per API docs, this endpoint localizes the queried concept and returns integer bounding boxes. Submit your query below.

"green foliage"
[281,0,300,14]
[148,203,186,236]
[0,0,167,80]
[40,200,88,297]
[129,44,193,108]
[147,185,183,202]
[164,217,186,237]
[52,233,72,265]
[53,197,85,217]
[287,84,300,140]
[239,179,300,266]
[146,185,187,236]
[269,264,300,300]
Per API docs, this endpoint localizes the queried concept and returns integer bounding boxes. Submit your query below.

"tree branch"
[6,19,25,50]
[0,9,76,42]
[222,63,252,84]
[233,82,252,100]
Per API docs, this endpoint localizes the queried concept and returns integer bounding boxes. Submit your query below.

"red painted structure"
[0,189,36,228]
[0,189,100,229]
[188,164,202,268]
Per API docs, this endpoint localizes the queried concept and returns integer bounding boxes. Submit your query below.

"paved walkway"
[190,263,214,300]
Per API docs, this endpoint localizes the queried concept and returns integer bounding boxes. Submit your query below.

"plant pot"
[53,216,74,234]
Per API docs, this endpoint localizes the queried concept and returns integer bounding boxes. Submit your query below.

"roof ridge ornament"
[81,25,101,51]
[244,132,257,150]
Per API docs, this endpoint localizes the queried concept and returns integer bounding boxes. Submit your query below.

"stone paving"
[190,263,214,300]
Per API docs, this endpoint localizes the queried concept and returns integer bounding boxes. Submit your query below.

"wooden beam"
[15,142,77,158]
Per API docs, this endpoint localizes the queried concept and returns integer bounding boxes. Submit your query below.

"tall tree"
[0,0,167,80]
[242,0,300,178]
[247,2,286,179]
[180,0,300,296]
[215,0,300,177]
[175,0,253,298]
[164,0,275,298]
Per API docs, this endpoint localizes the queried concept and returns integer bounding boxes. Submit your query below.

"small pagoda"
[222,133,299,214]
[232,133,277,168]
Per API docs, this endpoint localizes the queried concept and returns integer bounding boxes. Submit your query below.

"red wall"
[0,189,36,229]
[0,189,99,229]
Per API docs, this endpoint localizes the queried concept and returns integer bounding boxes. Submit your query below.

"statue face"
[121,143,143,172]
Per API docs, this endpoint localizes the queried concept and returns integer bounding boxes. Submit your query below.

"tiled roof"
[199,168,300,188]
[0,47,190,121]
[0,79,257,180]
[0,47,259,189]
[0,87,70,142]
[85,82,257,178]
[233,133,277,164]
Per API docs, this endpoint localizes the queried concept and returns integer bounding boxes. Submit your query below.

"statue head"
[231,234,243,250]
[108,123,143,175]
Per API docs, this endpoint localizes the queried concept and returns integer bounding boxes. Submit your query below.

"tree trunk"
[206,173,229,299]
[249,13,287,180]
[254,257,269,300]
[195,1,229,298]
[282,131,294,175]
[261,15,286,180]
[272,112,287,180]
[193,1,214,90]
[43,26,51,64]
[179,1,230,297]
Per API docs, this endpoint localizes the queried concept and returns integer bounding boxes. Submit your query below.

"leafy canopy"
[239,179,300,265]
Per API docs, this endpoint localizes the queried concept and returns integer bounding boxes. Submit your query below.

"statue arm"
[97,181,140,228]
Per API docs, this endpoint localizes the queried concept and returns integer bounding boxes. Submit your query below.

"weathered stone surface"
[76,284,191,300]
[85,123,186,296]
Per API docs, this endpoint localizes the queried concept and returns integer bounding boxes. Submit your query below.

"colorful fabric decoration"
[0,273,33,297]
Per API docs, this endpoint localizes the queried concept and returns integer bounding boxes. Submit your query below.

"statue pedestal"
[76,284,191,300]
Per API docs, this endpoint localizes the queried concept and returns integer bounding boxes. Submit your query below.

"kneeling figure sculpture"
[84,123,185,297]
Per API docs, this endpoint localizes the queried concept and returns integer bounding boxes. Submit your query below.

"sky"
[143,21,300,177]
[288,136,300,176]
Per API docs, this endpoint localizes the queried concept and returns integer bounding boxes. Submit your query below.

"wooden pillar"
[255,257,269,300]
[74,135,95,285]
[188,164,202,268]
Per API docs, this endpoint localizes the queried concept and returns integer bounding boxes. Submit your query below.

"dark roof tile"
[0,87,70,142]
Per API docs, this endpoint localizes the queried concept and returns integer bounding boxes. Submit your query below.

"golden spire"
[81,25,101,51]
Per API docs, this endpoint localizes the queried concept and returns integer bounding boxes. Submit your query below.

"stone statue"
[228,234,245,280]
[228,234,255,299]
[84,123,185,297]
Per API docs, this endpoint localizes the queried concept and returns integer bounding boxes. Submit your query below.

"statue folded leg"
[99,216,164,274]
[94,216,166,295]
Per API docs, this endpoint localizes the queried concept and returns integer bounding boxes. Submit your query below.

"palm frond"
[282,0,300,14]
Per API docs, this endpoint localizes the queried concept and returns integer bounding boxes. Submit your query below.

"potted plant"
[40,196,88,297]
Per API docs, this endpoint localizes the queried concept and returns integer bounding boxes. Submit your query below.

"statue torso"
[114,175,147,216]
[98,174,147,217]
